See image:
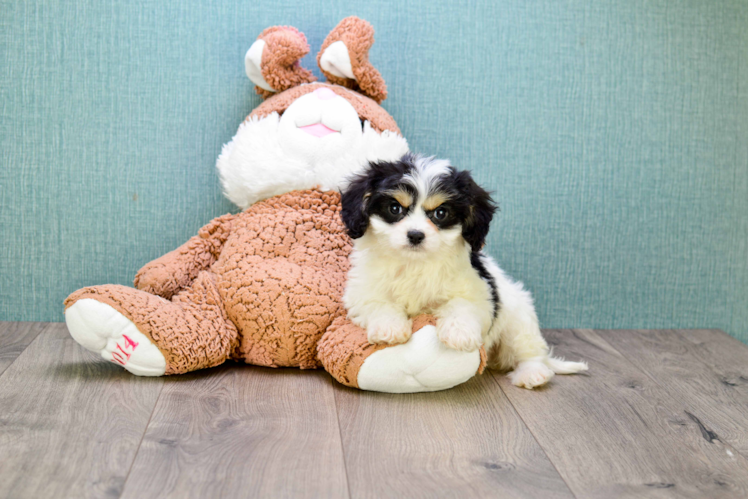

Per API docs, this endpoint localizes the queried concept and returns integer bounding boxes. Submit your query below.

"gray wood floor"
[1,323,748,498]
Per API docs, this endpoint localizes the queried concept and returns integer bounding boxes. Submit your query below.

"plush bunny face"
[217,18,408,210]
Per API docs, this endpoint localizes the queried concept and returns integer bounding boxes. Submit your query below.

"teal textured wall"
[1,1,746,341]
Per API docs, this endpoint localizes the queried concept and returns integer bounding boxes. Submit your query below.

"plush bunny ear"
[317,17,387,103]
[245,26,317,99]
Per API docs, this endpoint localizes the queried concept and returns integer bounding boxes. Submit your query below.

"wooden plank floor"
[1,323,748,498]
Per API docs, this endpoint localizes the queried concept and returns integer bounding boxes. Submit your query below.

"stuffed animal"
[64,17,485,393]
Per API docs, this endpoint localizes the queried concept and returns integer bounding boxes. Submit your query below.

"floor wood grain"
[0,323,163,498]
[3,323,748,498]
[497,329,748,499]
[333,373,574,498]
[0,321,47,376]
[600,329,748,458]
[676,329,748,386]
[120,365,349,499]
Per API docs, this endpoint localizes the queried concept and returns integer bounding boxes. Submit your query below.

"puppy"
[340,153,587,388]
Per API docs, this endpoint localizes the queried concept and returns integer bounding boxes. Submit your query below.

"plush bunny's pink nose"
[314,87,337,100]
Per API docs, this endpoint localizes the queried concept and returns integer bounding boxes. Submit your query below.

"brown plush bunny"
[64,17,485,393]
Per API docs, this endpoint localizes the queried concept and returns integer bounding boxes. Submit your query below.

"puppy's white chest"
[386,262,475,316]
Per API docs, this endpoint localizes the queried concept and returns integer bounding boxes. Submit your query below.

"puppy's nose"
[407,230,425,246]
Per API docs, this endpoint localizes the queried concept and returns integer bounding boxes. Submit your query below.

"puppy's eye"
[434,207,448,220]
[389,201,403,215]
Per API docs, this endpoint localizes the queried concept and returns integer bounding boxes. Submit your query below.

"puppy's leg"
[355,303,413,345]
[509,358,556,389]
[493,302,556,389]
[497,297,587,389]
[435,298,490,352]
[483,258,586,389]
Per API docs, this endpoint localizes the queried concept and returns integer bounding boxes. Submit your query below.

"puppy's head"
[341,153,496,255]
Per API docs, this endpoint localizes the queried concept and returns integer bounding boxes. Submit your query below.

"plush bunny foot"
[65,299,166,376]
[357,324,481,393]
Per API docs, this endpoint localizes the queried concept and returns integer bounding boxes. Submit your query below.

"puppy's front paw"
[508,360,555,389]
[367,315,412,345]
[436,315,482,352]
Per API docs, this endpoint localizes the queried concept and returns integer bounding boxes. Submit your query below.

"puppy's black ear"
[340,172,371,239]
[455,170,497,252]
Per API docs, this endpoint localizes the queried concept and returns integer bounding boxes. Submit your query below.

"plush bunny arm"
[319,315,487,392]
[134,213,236,299]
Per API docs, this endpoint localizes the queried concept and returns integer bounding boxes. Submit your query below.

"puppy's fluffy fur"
[341,153,587,388]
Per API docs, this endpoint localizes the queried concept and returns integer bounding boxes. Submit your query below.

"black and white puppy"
[341,153,587,388]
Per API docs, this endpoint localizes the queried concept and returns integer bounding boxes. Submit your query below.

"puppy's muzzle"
[407,230,425,246]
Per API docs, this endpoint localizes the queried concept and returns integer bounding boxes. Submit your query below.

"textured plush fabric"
[318,316,390,388]
[318,314,486,388]
[317,17,388,103]
[65,189,475,385]
[214,190,350,369]
[256,26,316,98]
[133,213,237,299]
[1,1,747,343]
[65,274,239,375]
[249,83,400,135]
[67,190,352,376]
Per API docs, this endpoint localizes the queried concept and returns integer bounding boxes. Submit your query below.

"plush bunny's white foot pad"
[65,299,166,376]
[357,324,481,393]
